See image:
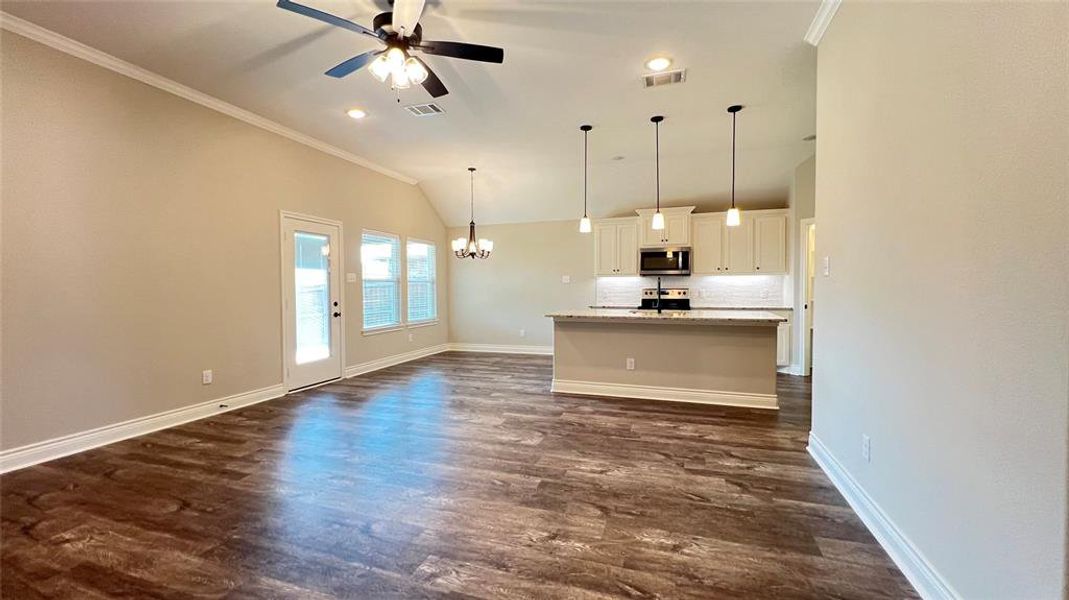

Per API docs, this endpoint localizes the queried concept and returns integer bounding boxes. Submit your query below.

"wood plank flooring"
[1,352,917,599]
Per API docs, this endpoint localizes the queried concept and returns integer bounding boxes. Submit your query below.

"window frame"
[405,237,439,325]
[360,229,403,334]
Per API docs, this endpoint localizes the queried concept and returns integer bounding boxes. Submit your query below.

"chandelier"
[452,167,494,259]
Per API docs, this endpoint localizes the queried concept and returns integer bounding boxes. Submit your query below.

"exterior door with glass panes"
[282,214,343,390]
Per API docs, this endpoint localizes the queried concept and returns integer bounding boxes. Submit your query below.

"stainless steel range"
[640,287,690,311]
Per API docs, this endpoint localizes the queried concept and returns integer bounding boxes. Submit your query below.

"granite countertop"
[548,308,787,326]
[589,305,792,311]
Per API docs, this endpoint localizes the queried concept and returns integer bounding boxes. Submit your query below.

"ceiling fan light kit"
[276,0,504,99]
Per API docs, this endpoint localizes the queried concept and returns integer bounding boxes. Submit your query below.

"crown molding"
[0,11,418,185]
[804,0,841,46]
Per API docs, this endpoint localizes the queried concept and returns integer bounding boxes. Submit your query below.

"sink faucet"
[654,276,664,314]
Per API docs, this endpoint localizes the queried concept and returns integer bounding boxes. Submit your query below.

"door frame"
[798,218,816,376]
[279,210,346,391]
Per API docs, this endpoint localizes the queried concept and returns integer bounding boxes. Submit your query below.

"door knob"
[333,312,341,318]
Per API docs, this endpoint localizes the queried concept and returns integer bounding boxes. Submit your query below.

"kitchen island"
[546,309,787,409]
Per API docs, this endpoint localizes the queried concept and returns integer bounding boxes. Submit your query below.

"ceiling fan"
[276,0,504,98]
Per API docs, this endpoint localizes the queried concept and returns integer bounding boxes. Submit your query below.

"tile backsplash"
[595,275,787,308]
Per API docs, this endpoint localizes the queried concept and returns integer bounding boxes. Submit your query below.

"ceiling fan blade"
[391,0,426,37]
[415,40,504,63]
[276,0,381,40]
[415,57,448,98]
[325,50,382,78]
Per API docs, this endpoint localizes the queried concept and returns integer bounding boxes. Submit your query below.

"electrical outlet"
[519,328,526,338]
[346,272,357,283]
[625,357,635,370]
[561,275,571,284]
[408,332,414,342]
[861,434,871,462]
[202,370,213,385]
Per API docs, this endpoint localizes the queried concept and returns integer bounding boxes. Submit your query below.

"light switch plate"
[346,273,357,283]
[202,370,213,385]
[822,256,831,277]
[561,275,571,284]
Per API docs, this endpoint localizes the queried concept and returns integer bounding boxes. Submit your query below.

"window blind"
[407,240,437,323]
[361,232,400,330]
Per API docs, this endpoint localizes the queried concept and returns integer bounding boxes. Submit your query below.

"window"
[361,231,400,330]
[407,239,437,323]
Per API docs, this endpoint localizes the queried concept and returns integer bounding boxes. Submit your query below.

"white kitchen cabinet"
[691,209,788,275]
[617,223,638,274]
[725,215,754,273]
[594,218,639,275]
[636,207,694,247]
[754,213,787,274]
[691,213,726,273]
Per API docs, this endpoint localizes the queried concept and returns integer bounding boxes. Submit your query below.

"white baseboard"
[344,343,449,378]
[807,433,960,600]
[551,379,778,410]
[779,364,806,376]
[0,384,285,474]
[447,343,553,355]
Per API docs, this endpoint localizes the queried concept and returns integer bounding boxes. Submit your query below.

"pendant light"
[651,115,665,230]
[726,105,743,227]
[578,124,593,233]
[451,167,494,259]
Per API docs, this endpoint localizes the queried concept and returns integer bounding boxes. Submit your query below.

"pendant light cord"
[469,168,475,224]
[654,119,661,212]
[583,128,589,217]
[731,111,737,209]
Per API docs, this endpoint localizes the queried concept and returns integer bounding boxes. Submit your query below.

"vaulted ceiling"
[2,1,818,226]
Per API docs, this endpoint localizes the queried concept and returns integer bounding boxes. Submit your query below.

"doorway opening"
[799,219,816,377]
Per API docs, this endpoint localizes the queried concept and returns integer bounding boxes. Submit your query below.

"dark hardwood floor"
[1,352,917,599]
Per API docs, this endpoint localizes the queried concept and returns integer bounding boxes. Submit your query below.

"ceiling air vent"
[405,102,445,117]
[642,69,687,89]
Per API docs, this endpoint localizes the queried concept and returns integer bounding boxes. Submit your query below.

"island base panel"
[551,321,778,409]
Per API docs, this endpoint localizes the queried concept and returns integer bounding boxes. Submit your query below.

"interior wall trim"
[0,384,286,474]
[0,11,417,185]
[803,0,842,46]
[447,343,554,355]
[807,433,961,600]
[343,343,450,378]
[551,379,779,409]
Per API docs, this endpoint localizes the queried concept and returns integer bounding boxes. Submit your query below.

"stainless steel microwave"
[639,247,691,276]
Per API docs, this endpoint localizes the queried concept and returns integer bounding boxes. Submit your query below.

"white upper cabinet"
[635,206,694,247]
[725,215,754,273]
[754,213,788,274]
[617,223,639,275]
[690,209,788,275]
[691,213,726,273]
[594,218,639,276]
[594,221,619,276]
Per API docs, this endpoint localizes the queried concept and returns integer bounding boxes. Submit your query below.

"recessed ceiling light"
[645,56,673,72]
[346,108,368,120]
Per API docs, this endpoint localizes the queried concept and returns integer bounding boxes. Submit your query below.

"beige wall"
[1,33,448,451]
[813,3,1067,598]
[790,155,816,221]
[448,220,594,347]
